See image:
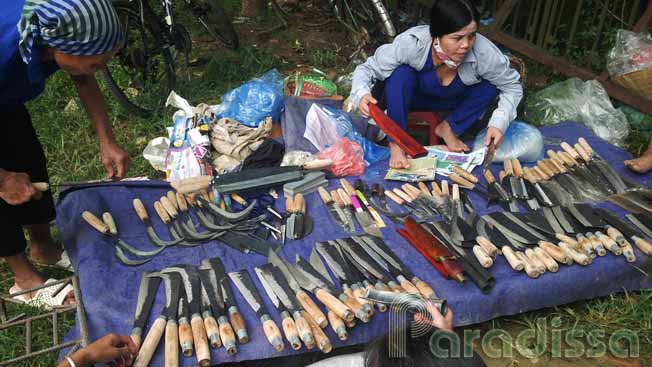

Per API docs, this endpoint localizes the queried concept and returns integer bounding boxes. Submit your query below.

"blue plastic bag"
[218,69,285,127]
[473,121,544,163]
[304,104,389,165]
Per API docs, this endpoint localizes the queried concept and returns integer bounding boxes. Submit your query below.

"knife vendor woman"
[0,0,130,307]
[351,0,523,168]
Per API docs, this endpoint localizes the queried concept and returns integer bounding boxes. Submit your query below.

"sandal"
[10,278,75,310]
[32,250,74,272]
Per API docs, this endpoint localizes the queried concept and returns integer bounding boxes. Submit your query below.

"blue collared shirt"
[1,0,59,105]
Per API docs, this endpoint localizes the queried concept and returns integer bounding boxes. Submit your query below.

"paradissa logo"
[429,317,639,360]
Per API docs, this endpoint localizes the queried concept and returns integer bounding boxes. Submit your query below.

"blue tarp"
[58,122,652,366]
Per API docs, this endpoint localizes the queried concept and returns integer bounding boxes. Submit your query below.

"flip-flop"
[10,279,75,310]
[32,250,74,272]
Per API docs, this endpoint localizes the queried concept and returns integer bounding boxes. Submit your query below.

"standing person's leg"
[384,65,419,168]
[0,104,73,304]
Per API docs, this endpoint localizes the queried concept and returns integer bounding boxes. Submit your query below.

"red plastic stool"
[407,111,441,145]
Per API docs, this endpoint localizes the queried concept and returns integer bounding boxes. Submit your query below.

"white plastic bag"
[473,121,544,163]
[607,30,652,77]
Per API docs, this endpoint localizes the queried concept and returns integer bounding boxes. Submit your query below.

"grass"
[2,1,652,366]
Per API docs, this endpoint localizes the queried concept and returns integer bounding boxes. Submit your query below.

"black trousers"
[0,104,55,257]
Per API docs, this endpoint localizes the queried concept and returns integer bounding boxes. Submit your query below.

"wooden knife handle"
[393,188,414,203]
[160,196,179,218]
[331,190,345,208]
[337,188,352,206]
[153,201,171,224]
[285,195,295,213]
[417,182,431,195]
[532,166,550,181]
[101,214,118,235]
[541,160,558,175]
[449,173,474,189]
[632,236,652,256]
[296,290,327,328]
[472,245,493,268]
[178,319,194,356]
[555,233,578,247]
[203,315,221,348]
[343,289,369,323]
[402,183,421,198]
[560,142,580,160]
[296,193,306,214]
[176,192,188,212]
[536,161,554,178]
[315,288,353,322]
[132,199,149,223]
[516,252,540,278]
[292,310,315,349]
[262,316,284,352]
[165,191,177,210]
[498,170,507,183]
[165,320,179,367]
[340,179,356,196]
[133,317,166,367]
[228,308,249,344]
[32,182,49,191]
[452,165,479,183]
[327,310,348,341]
[217,316,237,355]
[534,247,559,272]
[574,143,591,162]
[560,151,579,167]
[503,160,513,175]
[431,181,444,196]
[82,211,110,234]
[303,311,332,353]
[539,241,572,265]
[440,180,449,196]
[596,232,621,255]
[170,176,212,194]
[230,193,247,206]
[191,316,211,367]
[413,278,436,299]
[483,169,496,184]
[365,283,387,312]
[318,186,333,204]
[511,159,524,177]
[476,236,499,258]
[281,312,302,350]
[577,137,594,156]
[621,242,637,263]
[451,184,460,201]
[398,276,420,295]
[558,242,590,265]
[522,168,535,183]
[501,246,524,271]
[353,286,375,317]
[385,190,405,205]
[303,159,333,170]
[525,248,546,275]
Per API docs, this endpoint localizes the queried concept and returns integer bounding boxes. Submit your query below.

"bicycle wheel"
[191,0,239,49]
[101,3,176,117]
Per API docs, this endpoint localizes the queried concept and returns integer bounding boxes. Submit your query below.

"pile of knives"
[130,259,248,367]
[82,190,279,266]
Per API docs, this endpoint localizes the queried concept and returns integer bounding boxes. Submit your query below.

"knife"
[317,187,349,232]
[258,265,317,349]
[254,266,305,350]
[354,179,386,228]
[340,180,382,238]
[198,264,237,355]
[205,257,249,344]
[482,142,496,173]
[228,270,284,351]
[131,273,166,367]
[267,250,328,328]
[331,189,357,233]
[291,255,355,323]
[350,236,407,293]
[326,241,378,315]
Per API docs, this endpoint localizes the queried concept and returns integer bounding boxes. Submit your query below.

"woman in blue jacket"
[351,0,523,168]
[0,0,130,307]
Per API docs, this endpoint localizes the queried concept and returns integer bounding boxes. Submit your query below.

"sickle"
[196,196,257,222]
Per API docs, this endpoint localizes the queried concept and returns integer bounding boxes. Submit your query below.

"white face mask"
[433,38,460,69]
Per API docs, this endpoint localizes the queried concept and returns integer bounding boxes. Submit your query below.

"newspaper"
[426,146,486,176]
[385,157,438,182]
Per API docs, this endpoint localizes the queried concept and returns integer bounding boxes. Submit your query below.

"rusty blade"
[482,142,496,172]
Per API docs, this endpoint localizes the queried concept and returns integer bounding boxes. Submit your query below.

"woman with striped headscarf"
[0,0,129,308]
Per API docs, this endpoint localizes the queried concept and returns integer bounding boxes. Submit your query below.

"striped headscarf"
[17,0,123,64]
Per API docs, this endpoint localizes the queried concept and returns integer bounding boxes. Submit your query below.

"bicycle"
[102,0,239,116]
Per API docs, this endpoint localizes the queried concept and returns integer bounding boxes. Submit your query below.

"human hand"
[358,94,377,117]
[414,301,454,332]
[0,170,42,205]
[100,141,131,180]
[485,127,504,147]
[73,333,138,367]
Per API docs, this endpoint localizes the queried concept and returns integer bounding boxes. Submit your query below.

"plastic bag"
[607,30,652,77]
[281,151,316,167]
[286,72,338,97]
[218,69,285,127]
[524,78,629,147]
[316,138,365,176]
[473,121,544,163]
[304,103,389,165]
[143,137,170,171]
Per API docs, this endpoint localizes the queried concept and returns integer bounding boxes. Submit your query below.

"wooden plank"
[481,26,652,115]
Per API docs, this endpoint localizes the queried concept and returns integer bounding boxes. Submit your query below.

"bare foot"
[389,142,410,169]
[434,122,469,152]
[625,150,652,174]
